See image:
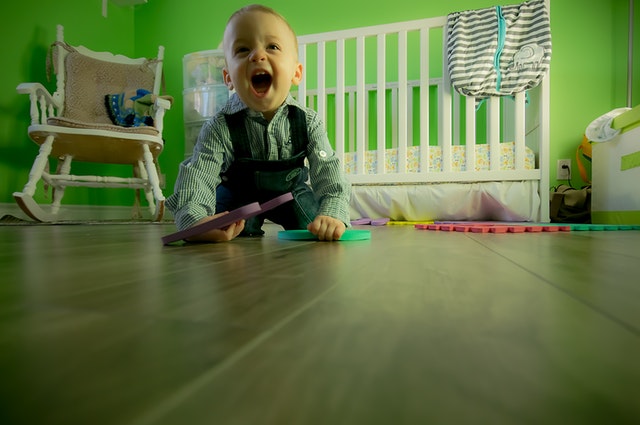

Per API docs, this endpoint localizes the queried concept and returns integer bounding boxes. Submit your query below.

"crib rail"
[296,17,548,187]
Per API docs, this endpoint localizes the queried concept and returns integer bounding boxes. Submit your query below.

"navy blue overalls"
[215,105,320,236]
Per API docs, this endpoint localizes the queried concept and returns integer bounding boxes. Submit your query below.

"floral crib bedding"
[343,141,535,174]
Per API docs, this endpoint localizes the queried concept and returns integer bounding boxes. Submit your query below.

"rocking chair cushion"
[47,116,160,136]
[61,50,156,125]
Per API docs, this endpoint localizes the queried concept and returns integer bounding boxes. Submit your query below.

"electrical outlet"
[557,159,571,180]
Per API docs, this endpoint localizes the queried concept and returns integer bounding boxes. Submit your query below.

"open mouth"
[251,71,272,94]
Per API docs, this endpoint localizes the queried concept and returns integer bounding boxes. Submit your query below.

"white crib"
[296,10,550,222]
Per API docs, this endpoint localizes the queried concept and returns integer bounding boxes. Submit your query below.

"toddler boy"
[166,4,351,242]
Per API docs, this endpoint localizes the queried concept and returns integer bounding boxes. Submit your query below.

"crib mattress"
[343,142,535,174]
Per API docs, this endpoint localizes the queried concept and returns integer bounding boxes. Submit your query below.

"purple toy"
[161,192,293,245]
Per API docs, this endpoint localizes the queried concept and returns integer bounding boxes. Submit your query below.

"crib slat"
[539,61,551,222]
[514,91,526,170]
[348,92,355,154]
[441,32,452,173]
[488,97,500,172]
[377,34,386,175]
[419,27,430,174]
[336,39,346,168]
[391,89,398,149]
[317,41,326,127]
[397,30,408,174]
[465,96,477,172]
[407,87,413,162]
[356,35,366,175]
[453,92,460,146]
[297,44,307,106]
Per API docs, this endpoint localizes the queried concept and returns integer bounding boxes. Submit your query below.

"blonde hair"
[224,4,298,55]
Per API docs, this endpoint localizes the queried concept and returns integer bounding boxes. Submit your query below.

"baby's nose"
[250,48,267,62]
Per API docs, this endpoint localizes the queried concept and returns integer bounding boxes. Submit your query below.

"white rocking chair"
[14,25,172,222]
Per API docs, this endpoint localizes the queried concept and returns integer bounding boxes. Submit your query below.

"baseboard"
[0,202,174,222]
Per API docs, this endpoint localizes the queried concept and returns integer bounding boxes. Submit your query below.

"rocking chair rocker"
[14,25,172,222]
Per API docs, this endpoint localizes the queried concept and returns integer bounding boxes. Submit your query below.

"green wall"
[1,0,638,210]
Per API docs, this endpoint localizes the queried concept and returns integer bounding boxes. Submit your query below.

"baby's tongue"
[252,74,271,93]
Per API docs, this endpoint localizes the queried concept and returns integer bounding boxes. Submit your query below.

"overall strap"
[224,109,252,158]
[287,104,309,156]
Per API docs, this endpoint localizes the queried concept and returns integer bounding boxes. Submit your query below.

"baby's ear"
[223,68,234,90]
[291,62,303,86]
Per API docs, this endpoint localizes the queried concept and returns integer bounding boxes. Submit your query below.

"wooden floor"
[1,221,639,425]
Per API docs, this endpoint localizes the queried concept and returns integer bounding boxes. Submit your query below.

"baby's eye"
[267,44,280,51]
[234,46,250,55]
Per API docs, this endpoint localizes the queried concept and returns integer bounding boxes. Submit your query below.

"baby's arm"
[307,215,346,241]
[304,112,352,237]
[185,212,245,243]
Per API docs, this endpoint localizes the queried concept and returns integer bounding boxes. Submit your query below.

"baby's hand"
[307,215,346,241]
[186,212,245,243]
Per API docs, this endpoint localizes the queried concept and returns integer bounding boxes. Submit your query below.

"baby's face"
[223,11,302,121]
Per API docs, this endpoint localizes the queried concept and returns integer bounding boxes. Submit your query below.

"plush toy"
[105,88,155,127]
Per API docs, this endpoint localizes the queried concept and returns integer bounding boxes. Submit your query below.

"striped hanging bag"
[446,0,551,100]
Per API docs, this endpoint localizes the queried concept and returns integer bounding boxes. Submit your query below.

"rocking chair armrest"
[17,83,61,108]
[154,96,172,111]
[17,83,62,124]
[150,96,172,135]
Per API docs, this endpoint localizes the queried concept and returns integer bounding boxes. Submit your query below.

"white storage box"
[182,49,229,159]
[183,49,226,88]
[591,105,640,224]
[183,85,229,122]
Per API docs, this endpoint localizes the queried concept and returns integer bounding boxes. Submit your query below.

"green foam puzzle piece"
[278,229,371,241]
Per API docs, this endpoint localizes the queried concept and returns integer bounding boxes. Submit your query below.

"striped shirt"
[166,93,352,230]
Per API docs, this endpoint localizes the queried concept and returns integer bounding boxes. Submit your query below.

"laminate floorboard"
[0,223,639,425]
